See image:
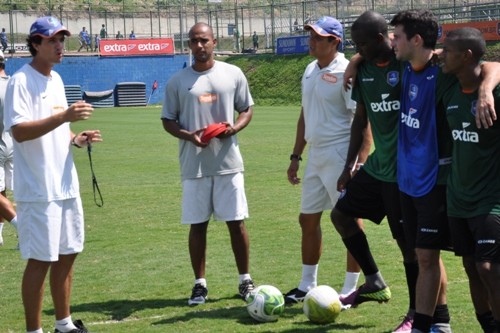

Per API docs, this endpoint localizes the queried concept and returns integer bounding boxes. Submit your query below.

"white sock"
[299,264,318,292]
[340,271,361,296]
[194,278,207,287]
[0,222,3,234]
[10,216,18,230]
[27,329,43,333]
[239,273,251,283]
[55,316,77,332]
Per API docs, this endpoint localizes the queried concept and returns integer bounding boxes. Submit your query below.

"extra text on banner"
[99,38,175,56]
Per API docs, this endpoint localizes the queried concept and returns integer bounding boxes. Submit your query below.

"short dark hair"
[446,27,486,62]
[26,35,43,57]
[390,9,438,50]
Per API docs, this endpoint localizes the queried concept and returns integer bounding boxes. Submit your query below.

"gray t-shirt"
[162,61,254,180]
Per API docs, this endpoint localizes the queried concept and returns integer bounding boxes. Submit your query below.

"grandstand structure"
[0,0,499,52]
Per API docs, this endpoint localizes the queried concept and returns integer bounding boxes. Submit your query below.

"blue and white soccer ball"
[246,285,285,322]
[303,285,342,324]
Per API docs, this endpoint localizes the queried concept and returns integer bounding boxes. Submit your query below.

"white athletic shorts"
[0,149,13,191]
[301,143,348,214]
[181,172,249,224]
[17,197,84,262]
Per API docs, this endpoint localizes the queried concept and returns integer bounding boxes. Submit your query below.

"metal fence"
[1,0,499,53]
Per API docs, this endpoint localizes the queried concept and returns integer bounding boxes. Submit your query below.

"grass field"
[0,106,478,332]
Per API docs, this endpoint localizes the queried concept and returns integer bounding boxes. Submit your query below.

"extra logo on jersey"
[470,100,477,117]
[452,122,479,143]
[409,84,418,101]
[387,71,399,87]
[321,73,338,84]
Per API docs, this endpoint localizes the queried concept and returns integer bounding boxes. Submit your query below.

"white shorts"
[181,172,249,224]
[0,148,13,191]
[301,143,348,214]
[17,198,84,262]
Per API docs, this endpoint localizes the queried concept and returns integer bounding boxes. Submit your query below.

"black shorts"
[335,168,404,240]
[449,214,500,263]
[400,185,452,251]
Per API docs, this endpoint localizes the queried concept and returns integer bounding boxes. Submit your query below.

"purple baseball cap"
[29,16,71,38]
[305,16,343,40]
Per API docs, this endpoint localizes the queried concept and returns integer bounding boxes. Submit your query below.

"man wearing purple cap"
[4,16,102,333]
[285,16,370,304]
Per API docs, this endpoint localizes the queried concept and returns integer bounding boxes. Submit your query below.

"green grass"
[0,106,477,332]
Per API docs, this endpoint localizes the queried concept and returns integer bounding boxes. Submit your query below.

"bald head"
[189,23,214,39]
[351,10,388,38]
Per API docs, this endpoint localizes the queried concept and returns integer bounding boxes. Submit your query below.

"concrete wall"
[4,54,190,105]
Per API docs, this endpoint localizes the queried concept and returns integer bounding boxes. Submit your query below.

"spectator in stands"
[129,30,136,39]
[77,27,90,52]
[100,24,107,39]
[1,28,8,52]
[94,34,100,52]
[116,31,123,39]
[252,31,259,51]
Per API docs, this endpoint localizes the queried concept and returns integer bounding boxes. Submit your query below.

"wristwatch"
[290,154,302,161]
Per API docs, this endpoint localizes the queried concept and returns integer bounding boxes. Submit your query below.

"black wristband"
[290,154,302,161]
[71,136,82,148]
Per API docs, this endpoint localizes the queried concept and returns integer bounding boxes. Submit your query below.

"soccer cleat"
[238,279,255,300]
[429,323,452,333]
[54,319,89,333]
[188,283,208,305]
[392,315,414,333]
[283,287,307,304]
[339,283,391,308]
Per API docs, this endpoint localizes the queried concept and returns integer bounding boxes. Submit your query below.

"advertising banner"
[276,35,310,55]
[99,38,175,56]
[438,21,500,42]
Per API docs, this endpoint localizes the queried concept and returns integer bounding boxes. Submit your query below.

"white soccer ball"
[246,285,285,322]
[303,285,342,324]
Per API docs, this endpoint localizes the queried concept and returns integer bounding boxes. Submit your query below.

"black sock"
[404,260,418,312]
[476,311,496,333]
[342,232,378,276]
[432,304,450,324]
[413,312,433,332]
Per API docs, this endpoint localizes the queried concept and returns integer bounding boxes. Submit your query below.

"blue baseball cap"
[29,16,71,38]
[305,16,343,40]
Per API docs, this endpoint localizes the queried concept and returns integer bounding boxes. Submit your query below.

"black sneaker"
[188,283,208,305]
[54,319,89,333]
[284,287,307,304]
[238,279,255,300]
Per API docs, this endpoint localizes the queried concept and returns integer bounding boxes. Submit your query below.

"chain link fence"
[1,0,499,53]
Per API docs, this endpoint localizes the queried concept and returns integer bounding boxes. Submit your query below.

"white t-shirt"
[162,61,254,180]
[0,75,13,154]
[301,53,356,148]
[4,64,79,202]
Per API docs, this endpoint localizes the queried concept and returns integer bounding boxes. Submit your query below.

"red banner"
[99,38,175,56]
[439,21,500,42]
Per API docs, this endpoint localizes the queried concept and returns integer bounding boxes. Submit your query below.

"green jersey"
[444,83,500,217]
[352,56,403,182]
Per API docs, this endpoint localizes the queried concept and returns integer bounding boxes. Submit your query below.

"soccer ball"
[303,285,342,324]
[246,285,285,322]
